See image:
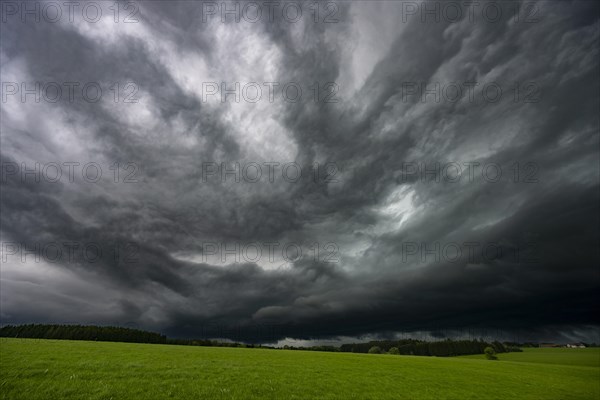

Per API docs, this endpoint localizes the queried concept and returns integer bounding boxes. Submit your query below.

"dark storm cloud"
[1,0,598,343]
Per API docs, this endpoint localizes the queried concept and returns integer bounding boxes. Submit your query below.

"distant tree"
[484,346,497,360]
[399,344,415,355]
[0,324,166,344]
[388,347,400,355]
[491,341,506,353]
[368,346,382,354]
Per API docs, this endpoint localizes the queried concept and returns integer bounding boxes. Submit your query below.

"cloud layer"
[1,0,599,342]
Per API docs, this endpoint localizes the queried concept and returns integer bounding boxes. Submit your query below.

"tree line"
[166,338,273,349]
[0,324,277,349]
[0,324,166,344]
[1,324,525,357]
[338,339,516,357]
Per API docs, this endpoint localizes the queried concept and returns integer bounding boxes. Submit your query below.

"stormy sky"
[1,0,599,344]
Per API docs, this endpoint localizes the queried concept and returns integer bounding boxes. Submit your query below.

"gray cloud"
[1,0,598,343]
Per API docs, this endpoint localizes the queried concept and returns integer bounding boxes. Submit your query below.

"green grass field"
[458,347,600,368]
[1,339,598,399]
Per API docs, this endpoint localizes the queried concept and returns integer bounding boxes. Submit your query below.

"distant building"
[566,343,586,348]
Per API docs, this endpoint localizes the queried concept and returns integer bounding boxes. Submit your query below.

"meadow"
[458,347,600,367]
[1,338,598,399]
